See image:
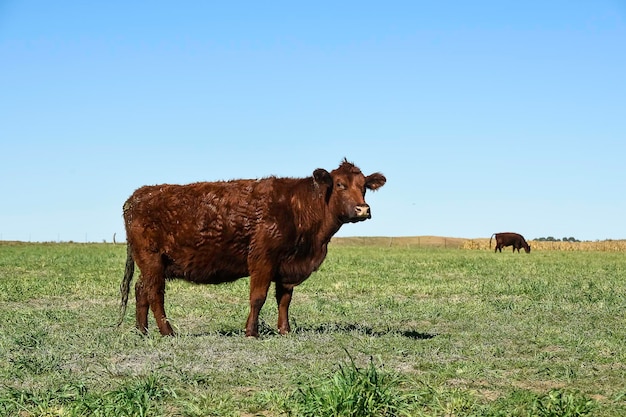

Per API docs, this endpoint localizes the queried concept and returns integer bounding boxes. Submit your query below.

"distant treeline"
[534,236,581,242]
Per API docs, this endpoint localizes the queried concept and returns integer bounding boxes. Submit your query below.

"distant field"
[333,236,626,251]
[1,241,625,416]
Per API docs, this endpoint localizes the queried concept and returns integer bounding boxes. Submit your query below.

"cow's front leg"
[246,269,272,337]
[276,283,293,335]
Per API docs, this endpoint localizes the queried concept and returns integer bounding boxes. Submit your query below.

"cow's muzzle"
[351,204,371,222]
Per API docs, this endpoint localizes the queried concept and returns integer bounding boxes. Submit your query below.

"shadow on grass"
[298,323,436,340]
[211,322,436,340]
[400,329,437,340]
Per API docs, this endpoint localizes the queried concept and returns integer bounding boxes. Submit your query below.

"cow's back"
[127,182,247,236]
[496,233,520,245]
[124,180,270,282]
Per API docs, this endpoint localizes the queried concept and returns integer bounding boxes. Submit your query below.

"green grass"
[1,242,625,416]
[290,353,414,417]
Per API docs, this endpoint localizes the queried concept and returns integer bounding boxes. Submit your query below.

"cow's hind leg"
[135,275,174,335]
[146,274,174,336]
[276,283,294,335]
[135,278,150,334]
[136,259,174,336]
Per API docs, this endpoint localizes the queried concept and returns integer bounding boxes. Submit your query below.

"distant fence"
[331,236,467,249]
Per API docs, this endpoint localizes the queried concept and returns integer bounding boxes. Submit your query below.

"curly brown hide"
[119,159,386,337]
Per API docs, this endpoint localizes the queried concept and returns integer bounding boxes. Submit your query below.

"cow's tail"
[117,244,135,327]
[489,233,495,249]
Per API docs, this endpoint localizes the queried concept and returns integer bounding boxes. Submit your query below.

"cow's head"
[313,159,386,223]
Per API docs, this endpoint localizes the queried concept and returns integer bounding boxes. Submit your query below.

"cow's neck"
[292,180,343,248]
[293,207,342,246]
[304,219,341,251]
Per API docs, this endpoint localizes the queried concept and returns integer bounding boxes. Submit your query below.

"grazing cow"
[119,159,386,337]
[490,232,531,253]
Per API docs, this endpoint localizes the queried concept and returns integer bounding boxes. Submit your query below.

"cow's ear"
[365,173,386,190]
[313,168,332,187]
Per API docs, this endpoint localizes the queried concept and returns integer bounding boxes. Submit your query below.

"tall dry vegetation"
[333,236,626,252]
[462,238,626,252]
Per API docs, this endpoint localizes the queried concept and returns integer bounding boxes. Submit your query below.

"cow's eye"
[336,182,346,190]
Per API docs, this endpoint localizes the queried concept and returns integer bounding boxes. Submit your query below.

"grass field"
[1,240,625,416]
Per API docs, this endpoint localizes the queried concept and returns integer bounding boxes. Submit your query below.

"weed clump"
[288,355,418,417]
[532,389,596,417]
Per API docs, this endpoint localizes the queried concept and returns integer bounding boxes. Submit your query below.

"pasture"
[0,240,625,416]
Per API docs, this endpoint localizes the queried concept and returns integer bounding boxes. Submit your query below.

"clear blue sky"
[1,1,625,242]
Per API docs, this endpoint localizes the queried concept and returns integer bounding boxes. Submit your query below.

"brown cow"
[490,232,531,253]
[118,159,386,337]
